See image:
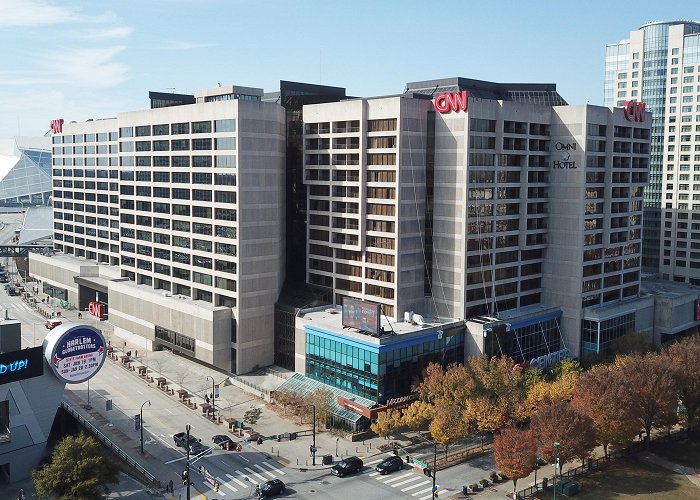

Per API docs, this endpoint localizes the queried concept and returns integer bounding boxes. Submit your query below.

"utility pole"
[186,424,191,500]
[207,375,215,419]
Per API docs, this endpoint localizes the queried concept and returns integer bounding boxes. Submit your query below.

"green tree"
[402,400,434,430]
[33,433,120,500]
[522,367,544,391]
[550,359,583,381]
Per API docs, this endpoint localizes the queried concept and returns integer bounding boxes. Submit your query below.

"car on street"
[212,434,235,449]
[46,320,62,330]
[375,455,404,475]
[330,456,363,477]
[173,432,200,449]
[188,441,211,456]
[257,479,285,498]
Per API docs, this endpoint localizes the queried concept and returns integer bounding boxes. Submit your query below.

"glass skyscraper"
[605,21,700,278]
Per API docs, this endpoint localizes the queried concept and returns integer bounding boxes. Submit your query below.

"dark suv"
[257,478,285,498]
[330,456,363,477]
[375,455,403,475]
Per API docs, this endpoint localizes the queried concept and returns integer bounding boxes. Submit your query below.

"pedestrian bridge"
[0,245,52,257]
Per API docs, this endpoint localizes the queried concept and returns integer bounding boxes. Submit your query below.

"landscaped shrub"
[490,471,500,483]
[470,483,480,491]
[479,478,491,487]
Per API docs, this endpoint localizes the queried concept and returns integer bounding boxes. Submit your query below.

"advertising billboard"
[342,297,381,335]
[0,346,44,385]
[44,324,106,384]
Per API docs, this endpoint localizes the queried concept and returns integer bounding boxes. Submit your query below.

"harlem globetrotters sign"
[44,324,106,384]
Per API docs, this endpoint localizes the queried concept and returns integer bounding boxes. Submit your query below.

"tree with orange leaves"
[616,351,677,449]
[662,334,700,434]
[571,364,638,457]
[493,426,537,500]
[530,398,596,473]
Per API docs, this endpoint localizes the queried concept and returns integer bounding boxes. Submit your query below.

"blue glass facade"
[305,325,464,403]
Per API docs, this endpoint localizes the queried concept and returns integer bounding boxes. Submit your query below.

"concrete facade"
[35,92,286,374]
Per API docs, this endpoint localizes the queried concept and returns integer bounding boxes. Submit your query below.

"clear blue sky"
[1,0,699,138]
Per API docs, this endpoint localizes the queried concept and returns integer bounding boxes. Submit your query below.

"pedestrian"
[78,312,82,319]
[205,395,210,404]
[17,488,25,500]
[310,445,314,457]
[168,479,174,493]
[135,350,138,358]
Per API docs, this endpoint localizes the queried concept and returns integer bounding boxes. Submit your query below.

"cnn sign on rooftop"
[623,100,646,122]
[434,90,470,113]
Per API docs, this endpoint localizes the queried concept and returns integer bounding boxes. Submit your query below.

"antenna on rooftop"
[166,87,175,93]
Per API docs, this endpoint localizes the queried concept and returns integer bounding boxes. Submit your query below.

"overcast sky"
[1,0,698,138]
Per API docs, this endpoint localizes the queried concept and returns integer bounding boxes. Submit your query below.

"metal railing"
[515,440,647,498]
[60,402,160,490]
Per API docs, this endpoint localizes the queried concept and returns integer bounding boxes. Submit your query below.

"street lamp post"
[553,441,560,500]
[140,400,151,454]
[297,404,316,465]
[432,441,437,498]
[186,424,191,500]
[206,375,215,419]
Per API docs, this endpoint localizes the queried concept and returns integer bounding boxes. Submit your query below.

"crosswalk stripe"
[391,476,423,487]
[413,487,433,496]
[364,458,384,465]
[402,482,428,492]
[216,477,237,492]
[259,461,285,475]
[254,464,275,478]
[382,472,415,484]
[245,466,268,482]
[228,472,249,488]
[369,472,381,477]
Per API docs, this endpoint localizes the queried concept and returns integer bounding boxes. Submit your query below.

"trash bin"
[322,454,333,465]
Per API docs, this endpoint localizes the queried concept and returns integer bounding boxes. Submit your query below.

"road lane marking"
[402,482,428,492]
[229,473,250,488]
[259,461,285,475]
[165,456,186,464]
[413,487,433,497]
[392,476,424,487]
[382,472,415,484]
[244,466,267,482]
[253,464,275,478]
[217,478,237,492]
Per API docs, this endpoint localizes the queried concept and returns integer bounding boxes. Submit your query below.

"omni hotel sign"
[434,90,470,113]
[623,100,646,122]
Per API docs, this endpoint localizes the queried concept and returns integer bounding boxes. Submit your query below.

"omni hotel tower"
[35,77,651,378]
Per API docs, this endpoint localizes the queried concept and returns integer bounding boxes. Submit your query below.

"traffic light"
[423,467,432,477]
[257,437,263,445]
[277,434,281,442]
[289,432,297,440]
[181,470,189,485]
[236,443,242,452]
[214,481,220,492]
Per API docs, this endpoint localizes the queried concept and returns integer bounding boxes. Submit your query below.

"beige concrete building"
[32,87,285,374]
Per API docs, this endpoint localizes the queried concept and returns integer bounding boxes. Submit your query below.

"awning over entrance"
[73,275,109,294]
[275,373,376,424]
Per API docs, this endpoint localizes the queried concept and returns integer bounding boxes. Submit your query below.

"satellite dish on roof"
[412,313,424,326]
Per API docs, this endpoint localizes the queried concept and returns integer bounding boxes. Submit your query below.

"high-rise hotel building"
[302,79,651,359]
[605,20,700,281]
[31,77,654,379]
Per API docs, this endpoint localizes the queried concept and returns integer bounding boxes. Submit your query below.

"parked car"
[46,320,62,330]
[375,455,404,475]
[257,478,285,498]
[330,456,363,477]
[212,434,235,449]
[173,432,200,449]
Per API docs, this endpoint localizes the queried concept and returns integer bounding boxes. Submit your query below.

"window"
[215,119,236,132]
[192,121,212,133]
[171,122,189,134]
[215,137,236,150]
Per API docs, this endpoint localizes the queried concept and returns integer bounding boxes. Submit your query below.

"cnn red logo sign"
[434,90,469,113]
[50,119,64,133]
[623,100,646,122]
[88,301,103,318]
